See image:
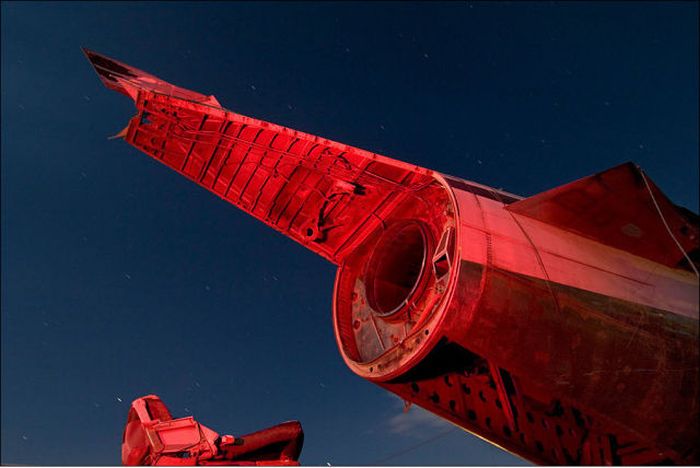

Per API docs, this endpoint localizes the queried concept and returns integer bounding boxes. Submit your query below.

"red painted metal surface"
[122,395,303,466]
[86,49,699,465]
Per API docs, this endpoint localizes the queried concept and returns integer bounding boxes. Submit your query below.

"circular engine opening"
[366,222,428,316]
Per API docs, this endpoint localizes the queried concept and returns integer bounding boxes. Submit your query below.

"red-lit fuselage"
[333,173,698,465]
[84,49,699,465]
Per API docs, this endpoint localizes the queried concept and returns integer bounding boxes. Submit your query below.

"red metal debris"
[122,395,303,466]
[86,49,699,465]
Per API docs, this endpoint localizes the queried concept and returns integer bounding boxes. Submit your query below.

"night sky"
[2,1,697,465]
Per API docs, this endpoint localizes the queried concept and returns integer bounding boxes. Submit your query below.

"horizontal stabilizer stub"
[507,162,699,271]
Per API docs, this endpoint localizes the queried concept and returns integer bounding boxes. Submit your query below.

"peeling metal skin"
[85,49,699,465]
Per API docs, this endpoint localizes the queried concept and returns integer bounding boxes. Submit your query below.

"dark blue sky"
[2,1,697,465]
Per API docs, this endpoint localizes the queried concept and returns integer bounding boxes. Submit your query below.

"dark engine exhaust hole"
[366,222,427,316]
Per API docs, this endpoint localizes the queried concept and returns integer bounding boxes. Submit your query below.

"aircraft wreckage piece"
[86,49,699,465]
[122,395,303,466]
